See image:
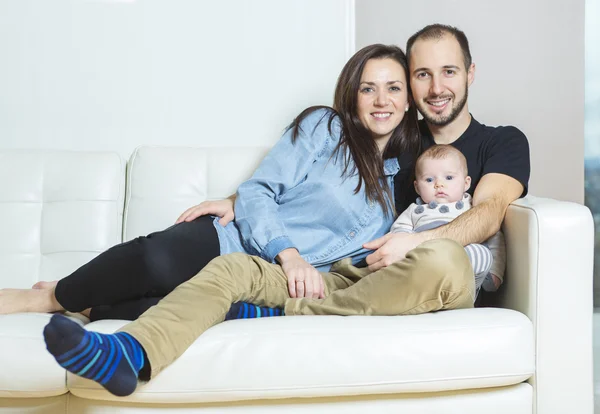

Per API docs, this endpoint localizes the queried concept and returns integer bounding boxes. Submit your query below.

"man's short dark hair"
[406,24,472,70]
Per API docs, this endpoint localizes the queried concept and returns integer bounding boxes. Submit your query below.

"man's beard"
[418,85,468,127]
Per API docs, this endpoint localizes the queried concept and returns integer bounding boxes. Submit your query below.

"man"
[180,24,530,306]
[365,24,529,273]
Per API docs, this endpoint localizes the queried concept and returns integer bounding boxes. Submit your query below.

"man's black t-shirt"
[394,117,531,213]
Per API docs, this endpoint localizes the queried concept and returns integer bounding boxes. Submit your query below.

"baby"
[391,144,504,293]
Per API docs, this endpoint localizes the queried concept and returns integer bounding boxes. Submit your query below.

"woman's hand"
[277,249,324,299]
[176,196,235,226]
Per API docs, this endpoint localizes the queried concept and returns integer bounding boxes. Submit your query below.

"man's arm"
[364,173,523,271]
[422,173,522,244]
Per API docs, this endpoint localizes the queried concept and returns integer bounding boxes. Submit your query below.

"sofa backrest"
[0,151,124,287]
[123,146,268,241]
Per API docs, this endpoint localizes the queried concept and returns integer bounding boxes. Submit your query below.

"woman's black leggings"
[54,216,220,322]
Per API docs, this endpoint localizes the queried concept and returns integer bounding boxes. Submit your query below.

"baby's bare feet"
[0,288,63,314]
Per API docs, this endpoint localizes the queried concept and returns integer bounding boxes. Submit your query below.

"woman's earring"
[405,106,409,112]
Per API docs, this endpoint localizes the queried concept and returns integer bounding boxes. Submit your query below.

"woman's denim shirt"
[214,109,400,271]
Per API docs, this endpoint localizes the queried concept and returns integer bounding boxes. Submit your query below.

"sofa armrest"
[496,196,594,414]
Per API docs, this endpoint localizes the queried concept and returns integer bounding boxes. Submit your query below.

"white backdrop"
[0,0,354,158]
[0,1,587,204]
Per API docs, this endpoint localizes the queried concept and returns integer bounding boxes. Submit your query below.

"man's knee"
[205,252,250,272]
[203,253,274,280]
[410,239,474,286]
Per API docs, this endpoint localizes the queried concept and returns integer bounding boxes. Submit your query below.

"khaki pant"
[120,239,474,379]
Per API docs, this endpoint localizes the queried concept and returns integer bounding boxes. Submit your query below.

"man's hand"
[277,249,324,299]
[363,232,425,272]
[176,198,235,226]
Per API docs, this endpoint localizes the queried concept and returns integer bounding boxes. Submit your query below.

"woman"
[0,43,419,321]
[42,44,475,397]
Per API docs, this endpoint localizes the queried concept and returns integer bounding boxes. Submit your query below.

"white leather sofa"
[0,147,594,414]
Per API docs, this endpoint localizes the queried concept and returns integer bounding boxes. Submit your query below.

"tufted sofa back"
[0,151,124,288]
[123,146,267,241]
[0,147,267,288]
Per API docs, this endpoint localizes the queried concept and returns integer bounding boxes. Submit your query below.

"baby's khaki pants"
[121,238,474,379]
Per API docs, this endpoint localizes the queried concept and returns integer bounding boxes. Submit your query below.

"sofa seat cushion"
[0,314,67,398]
[67,308,534,404]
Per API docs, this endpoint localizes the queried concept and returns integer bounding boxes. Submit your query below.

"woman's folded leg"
[0,216,219,316]
[57,216,220,315]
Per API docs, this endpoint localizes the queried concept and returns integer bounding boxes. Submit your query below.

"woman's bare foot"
[0,288,64,314]
[28,281,90,319]
[32,280,59,290]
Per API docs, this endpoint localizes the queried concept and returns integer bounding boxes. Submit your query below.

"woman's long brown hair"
[288,44,420,217]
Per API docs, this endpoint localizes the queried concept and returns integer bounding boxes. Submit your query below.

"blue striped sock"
[224,302,284,321]
[43,314,144,397]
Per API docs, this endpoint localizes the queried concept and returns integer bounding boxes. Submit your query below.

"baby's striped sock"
[225,302,284,321]
[43,314,144,397]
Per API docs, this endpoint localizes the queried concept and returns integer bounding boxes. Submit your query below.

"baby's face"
[414,156,471,204]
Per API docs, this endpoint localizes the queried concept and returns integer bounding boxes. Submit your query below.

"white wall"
[0,1,585,203]
[356,0,585,203]
[586,0,600,160]
[0,0,354,158]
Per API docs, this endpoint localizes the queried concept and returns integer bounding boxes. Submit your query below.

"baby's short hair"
[415,145,468,176]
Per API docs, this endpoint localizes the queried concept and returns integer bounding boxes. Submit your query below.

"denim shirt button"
[349,231,356,238]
